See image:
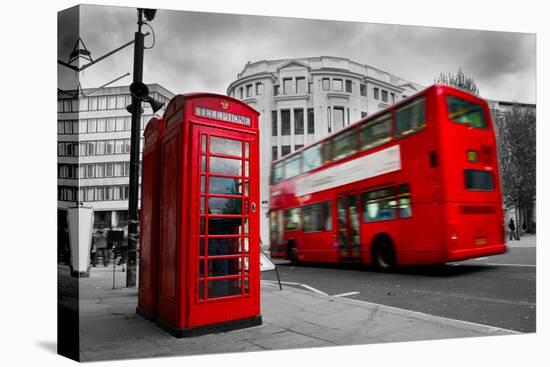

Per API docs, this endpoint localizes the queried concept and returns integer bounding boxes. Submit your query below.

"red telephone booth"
[155,93,261,337]
[137,116,165,320]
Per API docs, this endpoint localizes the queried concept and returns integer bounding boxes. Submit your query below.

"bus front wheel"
[373,239,396,272]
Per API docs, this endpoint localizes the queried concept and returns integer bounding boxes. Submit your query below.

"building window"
[360,84,367,97]
[106,118,115,132]
[106,140,114,155]
[116,95,125,109]
[281,110,291,135]
[115,140,124,154]
[283,78,293,94]
[327,107,332,133]
[333,107,345,132]
[256,82,264,95]
[308,82,313,94]
[382,90,388,102]
[79,97,88,111]
[96,141,106,155]
[98,96,107,110]
[272,110,278,136]
[238,88,243,99]
[274,85,280,96]
[296,77,306,94]
[294,109,304,135]
[322,78,330,91]
[345,80,353,93]
[307,108,315,134]
[96,118,106,132]
[107,95,117,109]
[391,92,396,103]
[373,88,379,100]
[333,79,343,92]
[281,145,291,157]
[294,144,304,151]
[272,146,278,161]
[361,111,367,118]
[246,84,252,97]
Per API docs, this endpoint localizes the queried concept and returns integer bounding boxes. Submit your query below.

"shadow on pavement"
[275,262,495,278]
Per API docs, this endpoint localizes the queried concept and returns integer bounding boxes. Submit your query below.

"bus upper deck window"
[446,96,487,129]
[272,162,283,184]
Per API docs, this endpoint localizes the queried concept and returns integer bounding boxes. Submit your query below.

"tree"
[435,68,480,96]
[494,104,536,235]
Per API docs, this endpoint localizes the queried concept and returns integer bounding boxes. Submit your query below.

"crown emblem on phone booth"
[220,101,229,110]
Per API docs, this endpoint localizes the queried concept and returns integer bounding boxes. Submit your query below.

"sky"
[58,4,536,104]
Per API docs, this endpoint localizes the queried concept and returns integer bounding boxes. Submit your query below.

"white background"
[0,0,546,366]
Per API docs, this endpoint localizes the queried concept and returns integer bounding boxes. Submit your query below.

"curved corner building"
[226,56,424,248]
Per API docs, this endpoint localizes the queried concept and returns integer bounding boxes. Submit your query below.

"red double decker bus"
[269,85,506,270]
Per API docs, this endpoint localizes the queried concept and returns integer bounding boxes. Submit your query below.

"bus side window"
[359,114,391,151]
[398,184,412,218]
[284,207,302,231]
[324,201,332,231]
[271,161,283,184]
[395,98,426,137]
[362,187,396,222]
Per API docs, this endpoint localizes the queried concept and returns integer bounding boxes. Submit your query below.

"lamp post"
[126,8,161,287]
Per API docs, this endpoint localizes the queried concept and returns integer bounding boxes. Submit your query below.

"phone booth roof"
[143,116,164,138]
[163,93,259,131]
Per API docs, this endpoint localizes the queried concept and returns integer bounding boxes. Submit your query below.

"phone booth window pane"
[199,281,205,300]
[208,198,242,215]
[210,136,242,157]
[244,161,249,177]
[201,155,206,172]
[199,260,205,278]
[244,277,250,294]
[200,238,205,256]
[244,180,249,196]
[242,218,249,234]
[209,157,241,176]
[200,197,206,214]
[201,135,207,152]
[208,279,241,299]
[207,216,242,234]
[208,258,241,277]
[209,177,242,195]
[200,176,206,193]
[200,217,209,235]
[245,142,250,158]
[207,238,242,256]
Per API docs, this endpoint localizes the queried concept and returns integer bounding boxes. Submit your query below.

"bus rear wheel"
[373,240,396,272]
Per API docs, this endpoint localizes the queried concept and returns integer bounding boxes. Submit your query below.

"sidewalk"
[76,265,518,362]
[506,233,536,248]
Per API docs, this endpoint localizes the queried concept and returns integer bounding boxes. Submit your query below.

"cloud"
[58,5,536,103]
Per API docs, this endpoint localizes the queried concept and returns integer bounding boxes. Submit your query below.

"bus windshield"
[446,95,487,128]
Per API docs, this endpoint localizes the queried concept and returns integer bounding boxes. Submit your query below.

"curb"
[260,280,519,335]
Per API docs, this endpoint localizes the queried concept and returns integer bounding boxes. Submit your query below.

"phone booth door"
[188,124,260,328]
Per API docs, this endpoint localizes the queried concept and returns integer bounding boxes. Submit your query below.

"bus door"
[336,194,361,260]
